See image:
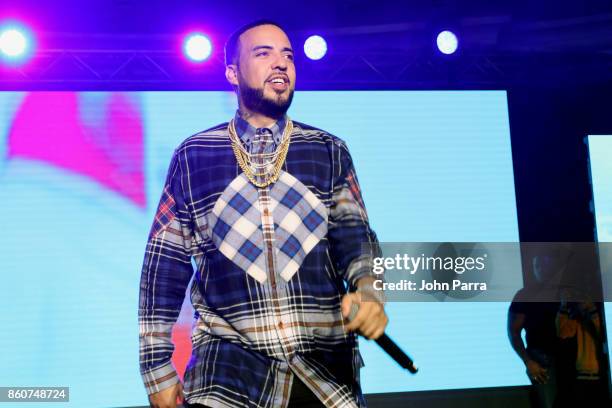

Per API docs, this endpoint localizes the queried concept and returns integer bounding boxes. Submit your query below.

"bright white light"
[184,34,212,62]
[304,35,327,60]
[0,28,28,57]
[436,30,458,55]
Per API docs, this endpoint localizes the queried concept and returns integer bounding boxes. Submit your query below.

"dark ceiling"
[2,0,612,89]
[5,0,612,52]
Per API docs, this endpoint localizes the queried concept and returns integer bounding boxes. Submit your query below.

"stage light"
[184,33,212,62]
[0,24,34,63]
[304,35,327,60]
[436,30,458,55]
[0,29,26,57]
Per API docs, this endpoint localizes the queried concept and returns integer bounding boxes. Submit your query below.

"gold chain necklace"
[228,118,293,188]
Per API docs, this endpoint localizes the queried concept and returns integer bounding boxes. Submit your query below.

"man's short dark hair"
[224,19,287,66]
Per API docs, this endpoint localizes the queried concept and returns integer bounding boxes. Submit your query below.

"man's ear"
[225,65,239,87]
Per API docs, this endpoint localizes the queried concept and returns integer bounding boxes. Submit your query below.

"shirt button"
[263,208,269,216]
[278,321,284,329]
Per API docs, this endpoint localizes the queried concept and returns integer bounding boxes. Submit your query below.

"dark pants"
[527,350,559,408]
[566,378,609,407]
[287,376,326,408]
[183,376,325,408]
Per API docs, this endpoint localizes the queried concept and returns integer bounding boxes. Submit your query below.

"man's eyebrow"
[251,45,294,53]
[252,45,272,52]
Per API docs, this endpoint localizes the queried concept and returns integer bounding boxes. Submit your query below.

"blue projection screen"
[587,135,612,383]
[0,91,524,407]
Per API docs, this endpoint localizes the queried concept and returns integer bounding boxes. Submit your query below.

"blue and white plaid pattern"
[271,171,327,281]
[210,174,267,283]
[139,117,380,408]
[210,170,328,283]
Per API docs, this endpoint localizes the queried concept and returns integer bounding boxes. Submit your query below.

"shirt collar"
[233,110,287,146]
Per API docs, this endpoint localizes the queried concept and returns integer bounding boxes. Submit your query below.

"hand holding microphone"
[341,287,418,374]
[341,289,388,340]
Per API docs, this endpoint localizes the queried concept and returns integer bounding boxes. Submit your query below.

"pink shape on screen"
[171,324,192,380]
[8,92,146,208]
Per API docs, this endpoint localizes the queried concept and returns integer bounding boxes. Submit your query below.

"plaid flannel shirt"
[139,113,379,408]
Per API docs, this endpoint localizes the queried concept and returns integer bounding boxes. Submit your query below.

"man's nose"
[271,53,288,70]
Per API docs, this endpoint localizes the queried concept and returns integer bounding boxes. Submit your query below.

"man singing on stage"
[139,20,387,408]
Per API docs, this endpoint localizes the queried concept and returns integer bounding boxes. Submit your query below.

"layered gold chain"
[228,118,293,188]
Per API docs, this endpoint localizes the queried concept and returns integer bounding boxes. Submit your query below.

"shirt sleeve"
[327,138,381,290]
[138,148,195,395]
[509,290,528,314]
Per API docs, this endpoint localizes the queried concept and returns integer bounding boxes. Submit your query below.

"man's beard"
[238,80,294,119]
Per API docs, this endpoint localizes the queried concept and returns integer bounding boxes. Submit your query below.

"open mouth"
[268,76,289,91]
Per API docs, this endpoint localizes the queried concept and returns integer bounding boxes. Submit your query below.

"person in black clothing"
[508,254,563,408]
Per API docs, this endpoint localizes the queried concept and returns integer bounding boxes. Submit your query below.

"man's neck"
[238,106,280,129]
